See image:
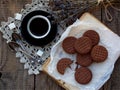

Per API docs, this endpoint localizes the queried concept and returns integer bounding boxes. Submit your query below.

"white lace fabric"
[0,0,65,75]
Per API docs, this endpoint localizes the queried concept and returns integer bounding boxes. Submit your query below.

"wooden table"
[0,0,120,90]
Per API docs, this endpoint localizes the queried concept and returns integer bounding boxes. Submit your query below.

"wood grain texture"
[0,0,120,90]
[0,0,34,90]
[102,4,120,90]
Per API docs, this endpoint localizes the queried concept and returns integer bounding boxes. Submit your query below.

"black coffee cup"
[27,15,51,39]
[20,10,57,46]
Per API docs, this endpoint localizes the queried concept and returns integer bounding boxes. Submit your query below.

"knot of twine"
[97,0,120,21]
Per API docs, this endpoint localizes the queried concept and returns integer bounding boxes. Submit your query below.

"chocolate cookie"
[62,36,77,54]
[83,30,100,46]
[75,67,92,84]
[74,36,92,54]
[76,53,93,67]
[91,45,108,62]
[57,58,73,74]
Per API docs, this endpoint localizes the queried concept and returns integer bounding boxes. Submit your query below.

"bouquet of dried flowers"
[49,0,120,27]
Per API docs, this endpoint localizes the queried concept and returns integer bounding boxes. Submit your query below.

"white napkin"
[48,16,120,90]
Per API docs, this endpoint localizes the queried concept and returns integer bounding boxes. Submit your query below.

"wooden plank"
[0,0,32,21]
[0,0,34,90]
[35,72,64,90]
[101,3,120,90]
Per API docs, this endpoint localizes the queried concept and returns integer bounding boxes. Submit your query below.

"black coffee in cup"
[30,18,48,36]
[27,15,51,39]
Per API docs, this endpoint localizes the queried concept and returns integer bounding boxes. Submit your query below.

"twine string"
[103,1,113,21]
[97,0,120,21]
[107,0,120,11]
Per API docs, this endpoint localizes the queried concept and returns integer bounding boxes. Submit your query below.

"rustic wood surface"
[0,0,120,90]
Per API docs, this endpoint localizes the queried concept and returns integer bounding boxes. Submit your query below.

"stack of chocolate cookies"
[56,30,108,84]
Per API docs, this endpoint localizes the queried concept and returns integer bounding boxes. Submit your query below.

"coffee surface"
[29,18,49,36]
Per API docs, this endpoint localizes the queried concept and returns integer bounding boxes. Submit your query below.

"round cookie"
[57,58,73,74]
[76,53,93,67]
[91,45,108,62]
[62,36,77,54]
[74,36,92,54]
[75,67,92,84]
[83,30,100,46]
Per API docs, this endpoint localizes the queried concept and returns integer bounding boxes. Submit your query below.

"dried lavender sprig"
[49,0,116,9]
[53,1,97,21]
[49,0,118,27]
[50,0,89,11]
[58,1,98,27]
